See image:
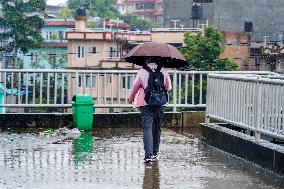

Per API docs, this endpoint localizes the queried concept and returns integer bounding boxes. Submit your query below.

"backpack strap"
[143,65,153,73]
[155,65,162,73]
[143,65,162,73]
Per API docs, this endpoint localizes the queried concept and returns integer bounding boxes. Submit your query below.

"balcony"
[66,28,151,42]
[100,57,140,69]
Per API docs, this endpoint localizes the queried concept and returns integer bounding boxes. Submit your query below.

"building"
[220,32,284,72]
[21,19,76,69]
[249,41,284,72]
[163,0,284,41]
[95,18,130,30]
[116,0,163,25]
[220,32,251,71]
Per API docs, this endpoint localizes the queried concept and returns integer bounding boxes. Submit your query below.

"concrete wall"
[164,0,284,41]
[0,111,204,129]
[163,0,214,28]
[214,0,284,41]
[202,123,284,176]
[67,40,123,68]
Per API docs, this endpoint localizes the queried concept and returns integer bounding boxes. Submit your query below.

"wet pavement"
[0,128,283,189]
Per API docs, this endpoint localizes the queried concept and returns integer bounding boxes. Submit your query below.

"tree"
[120,14,158,30]
[68,0,119,19]
[50,54,66,69]
[181,26,238,71]
[59,6,73,20]
[0,0,45,68]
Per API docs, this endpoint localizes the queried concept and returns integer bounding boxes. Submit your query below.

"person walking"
[128,59,172,163]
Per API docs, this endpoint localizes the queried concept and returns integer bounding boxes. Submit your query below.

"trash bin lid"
[72,94,94,105]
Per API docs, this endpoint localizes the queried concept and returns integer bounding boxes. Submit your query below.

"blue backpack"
[143,65,168,106]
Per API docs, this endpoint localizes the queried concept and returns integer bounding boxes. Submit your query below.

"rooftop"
[0,128,282,188]
[44,19,76,27]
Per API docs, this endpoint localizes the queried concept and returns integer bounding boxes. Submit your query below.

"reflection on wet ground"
[0,128,283,189]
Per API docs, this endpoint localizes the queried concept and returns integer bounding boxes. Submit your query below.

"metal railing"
[206,73,284,140]
[67,27,201,34]
[0,69,273,112]
[151,28,201,32]
[67,28,151,35]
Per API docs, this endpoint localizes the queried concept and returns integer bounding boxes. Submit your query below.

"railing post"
[205,75,211,125]
[173,70,177,112]
[75,71,79,94]
[255,76,261,141]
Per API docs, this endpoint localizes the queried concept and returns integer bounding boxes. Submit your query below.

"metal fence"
[0,69,273,113]
[206,74,284,140]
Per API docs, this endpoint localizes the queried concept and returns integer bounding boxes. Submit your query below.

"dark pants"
[140,106,165,157]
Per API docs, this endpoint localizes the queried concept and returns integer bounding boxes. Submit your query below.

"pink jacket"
[129,63,172,107]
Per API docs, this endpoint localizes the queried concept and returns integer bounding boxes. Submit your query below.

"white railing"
[67,28,151,35]
[68,27,201,34]
[0,69,273,112]
[151,28,201,32]
[206,73,284,140]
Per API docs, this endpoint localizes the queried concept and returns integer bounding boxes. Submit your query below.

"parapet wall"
[0,112,204,129]
[201,123,284,176]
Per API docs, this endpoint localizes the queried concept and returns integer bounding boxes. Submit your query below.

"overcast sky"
[46,0,67,6]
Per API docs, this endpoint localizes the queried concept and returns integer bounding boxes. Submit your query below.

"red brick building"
[221,32,251,70]
[221,32,284,72]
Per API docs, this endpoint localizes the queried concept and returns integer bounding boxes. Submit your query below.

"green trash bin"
[72,94,94,131]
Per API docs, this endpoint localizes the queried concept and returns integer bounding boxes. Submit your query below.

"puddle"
[0,128,283,189]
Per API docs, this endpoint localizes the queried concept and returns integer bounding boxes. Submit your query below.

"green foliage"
[5,58,23,69]
[59,6,73,20]
[181,27,238,71]
[48,53,66,69]
[0,0,45,68]
[50,33,58,40]
[68,0,119,19]
[120,14,158,30]
[87,21,96,28]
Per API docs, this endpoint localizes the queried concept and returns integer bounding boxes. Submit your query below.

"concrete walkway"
[0,128,283,189]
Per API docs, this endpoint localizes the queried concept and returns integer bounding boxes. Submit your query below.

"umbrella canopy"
[124,42,188,68]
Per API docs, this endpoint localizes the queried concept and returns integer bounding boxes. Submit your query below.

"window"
[29,76,34,85]
[110,47,116,58]
[92,47,96,54]
[78,75,82,87]
[122,76,133,89]
[75,45,85,59]
[106,75,112,84]
[144,2,155,10]
[78,75,96,88]
[48,54,56,64]
[86,76,96,88]
[58,31,64,40]
[46,32,50,40]
[31,53,37,63]
[88,46,96,55]
[135,3,144,10]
